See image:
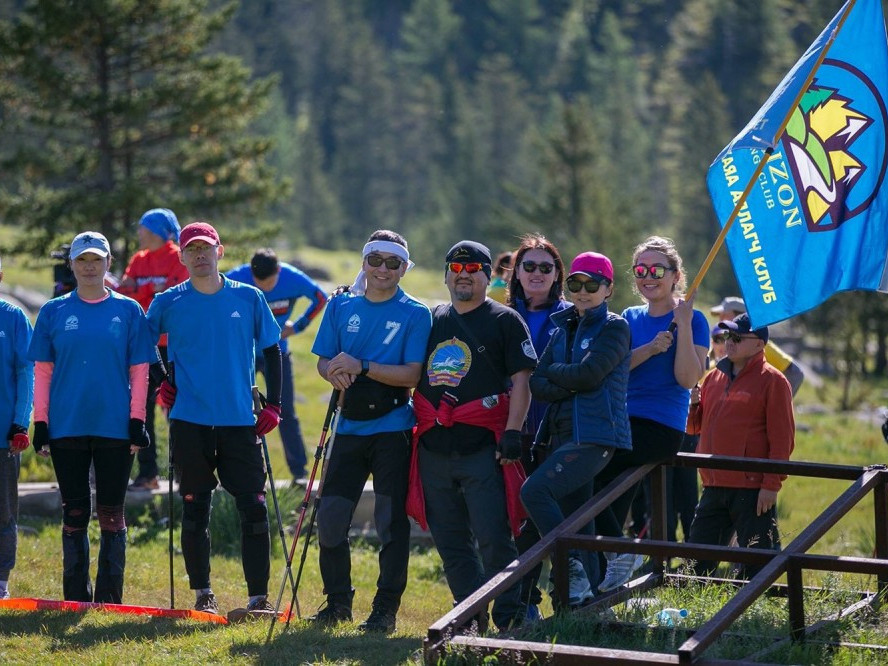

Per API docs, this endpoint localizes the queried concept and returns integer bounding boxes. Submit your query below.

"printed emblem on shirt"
[522,339,537,360]
[581,338,590,350]
[109,315,123,338]
[65,315,79,331]
[267,298,290,316]
[231,310,241,318]
[427,337,471,387]
[0,330,5,338]
[383,320,401,344]
[347,314,361,333]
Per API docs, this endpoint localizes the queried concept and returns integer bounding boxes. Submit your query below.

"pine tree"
[0,0,284,249]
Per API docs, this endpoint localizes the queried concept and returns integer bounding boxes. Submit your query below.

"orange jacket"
[688,353,794,491]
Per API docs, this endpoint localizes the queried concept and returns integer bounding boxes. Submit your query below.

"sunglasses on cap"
[366,254,404,270]
[566,276,608,293]
[724,332,760,344]
[521,260,555,274]
[632,263,674,279]
[448,262,485,274]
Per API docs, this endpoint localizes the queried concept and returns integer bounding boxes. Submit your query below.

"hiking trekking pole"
[267,389,340,643]
[283,397,342,632]
[166,362,175,610]
[251,387,296,600]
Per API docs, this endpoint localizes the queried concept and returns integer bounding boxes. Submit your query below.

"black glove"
[883,417,888,444]
[6,423,27,440]
[33,421,49,454]
[498,429,522,461]
[129,418,151,449]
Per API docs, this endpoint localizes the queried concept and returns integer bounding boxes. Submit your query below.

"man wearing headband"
[117,208,189,491]
[310,229,431,634]
[412,239,537,632]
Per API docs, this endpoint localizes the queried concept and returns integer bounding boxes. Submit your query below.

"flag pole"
[685,0,860,300]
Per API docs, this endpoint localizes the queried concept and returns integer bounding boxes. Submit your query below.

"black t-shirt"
[417,299,537,454]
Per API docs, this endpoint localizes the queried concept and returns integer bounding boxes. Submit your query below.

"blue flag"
[707,0,888,327]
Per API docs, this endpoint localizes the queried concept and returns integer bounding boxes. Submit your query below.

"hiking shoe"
[567,555,594,606]
[358,605,397,634]
[194,592,219,614]
[0,589,9,600]
[598,553,645,593]
[129,476,160,491]
[227,596,278,623]
[308,600,352,626]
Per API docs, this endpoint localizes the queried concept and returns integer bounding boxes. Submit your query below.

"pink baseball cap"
[568,251,613,282]
[179,222,220,248]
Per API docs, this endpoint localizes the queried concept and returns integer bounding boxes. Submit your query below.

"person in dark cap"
[146,221,283,618]
[226,249,328,482]
[711,296,804,396]
[117,208,189,490]
[411,239,537,632]
[686,312,795,578]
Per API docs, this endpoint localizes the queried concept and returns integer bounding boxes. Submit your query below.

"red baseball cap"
[568,251,613,282]
[179,222,220,248]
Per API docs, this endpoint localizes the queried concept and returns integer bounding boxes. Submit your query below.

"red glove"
[7,424,28,453]
[255,403,282,436]
[159,379,177,409]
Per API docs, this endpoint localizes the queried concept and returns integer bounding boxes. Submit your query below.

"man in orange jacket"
[116,208,189,490]
[686,313,794,578]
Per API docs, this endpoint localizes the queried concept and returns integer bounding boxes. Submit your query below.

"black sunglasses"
[566,277,608,293]
[521,260,555,274]
[366,254,404,270]
[724,332,760,343]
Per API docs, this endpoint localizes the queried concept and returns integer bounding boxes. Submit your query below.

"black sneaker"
[308,600,352,626]
[358,605,396,634]
[194,592,219,615]
[227,596,278,623]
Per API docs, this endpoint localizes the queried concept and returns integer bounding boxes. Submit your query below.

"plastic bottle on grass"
[655,607,688,627]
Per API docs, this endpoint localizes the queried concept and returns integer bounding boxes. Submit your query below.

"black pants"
[595,417,684,539]
[688,486,781,578]
[667,434,699,541]
[170,419,269,595]
[316,430,411,610]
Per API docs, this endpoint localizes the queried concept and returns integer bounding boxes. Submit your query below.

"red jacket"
[116,241,189,346]
[688,353,794,491]
[407,391,527,536]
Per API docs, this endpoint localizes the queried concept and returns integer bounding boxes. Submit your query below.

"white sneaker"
[0,589,9,600]
[567,555,593,606]
[598,553,644,593]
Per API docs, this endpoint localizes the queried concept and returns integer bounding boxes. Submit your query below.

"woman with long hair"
[596,235,709,593]
[506,233,572,617]
[29,231,156,603]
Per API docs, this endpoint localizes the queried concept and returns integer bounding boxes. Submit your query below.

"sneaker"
[308,599,352,626]
[567,555,594,606]
[129,476,160,491]
[358,604,397,634]
[0,589,9,600]
[194,592,219,614]
[598,553,645,593]
[227,596,278,623]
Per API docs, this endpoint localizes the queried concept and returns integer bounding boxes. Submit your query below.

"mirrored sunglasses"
[366,254,404,270]
[521,260,555,274]
[448,262,485,274]
[632,264,673,279]
[566,277,607,293]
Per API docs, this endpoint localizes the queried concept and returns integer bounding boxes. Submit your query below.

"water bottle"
[655,607,688,627]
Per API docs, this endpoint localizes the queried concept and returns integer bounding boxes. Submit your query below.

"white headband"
[349,240,413,296]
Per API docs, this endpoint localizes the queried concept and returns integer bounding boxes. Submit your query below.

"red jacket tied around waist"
[407,391,527,536]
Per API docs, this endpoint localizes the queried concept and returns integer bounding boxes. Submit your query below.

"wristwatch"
[360,359,371,376]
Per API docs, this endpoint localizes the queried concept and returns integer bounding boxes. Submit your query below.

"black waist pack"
[341,375,411,421]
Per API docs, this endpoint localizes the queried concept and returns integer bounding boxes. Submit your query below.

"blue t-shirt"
[225,262,326,354]
[29,291,156,440]
[0,299,34,446]
[621,304,710,432]
[147,277,281,426]
[312,288,432,436]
